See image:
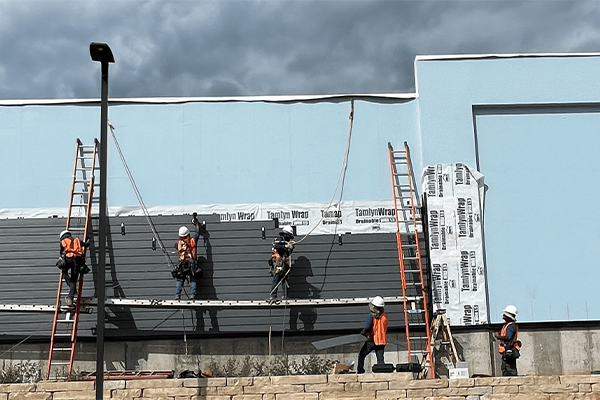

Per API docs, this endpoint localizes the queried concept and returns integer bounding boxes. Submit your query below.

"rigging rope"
[109,122,192,347]
[268,99,355,356]
[108,122,176,270]
[295,99,354,244]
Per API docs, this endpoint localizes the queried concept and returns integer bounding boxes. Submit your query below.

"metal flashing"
[0,92,416,107]
[415,52,600,62]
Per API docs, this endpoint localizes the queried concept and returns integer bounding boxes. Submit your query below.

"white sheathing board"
[423,163,488,325]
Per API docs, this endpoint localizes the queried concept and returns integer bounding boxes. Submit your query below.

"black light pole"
[89,42,114,400]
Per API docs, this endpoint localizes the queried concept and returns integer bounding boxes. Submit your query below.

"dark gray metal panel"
[0,213,430,340]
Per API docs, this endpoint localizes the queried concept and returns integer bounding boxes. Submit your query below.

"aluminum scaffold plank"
[0,295,416,311]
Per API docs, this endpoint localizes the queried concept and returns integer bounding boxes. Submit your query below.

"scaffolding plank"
[106,295,414,309]
[311,333,407,350]
[0,295,416,311]
[0,303,93,313]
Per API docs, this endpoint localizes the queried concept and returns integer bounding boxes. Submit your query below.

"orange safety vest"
[61,237,84,258]
[178,236,197,262]
[498,321,520,354]
[368,313,388,346]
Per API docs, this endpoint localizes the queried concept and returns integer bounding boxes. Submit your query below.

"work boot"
[64,296,74,307]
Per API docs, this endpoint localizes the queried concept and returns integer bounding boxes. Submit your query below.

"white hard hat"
[503,305,518,321]
[59,230,71,239]
[371,296,385,308]
[178,226,190,237]
[281,226,294,236]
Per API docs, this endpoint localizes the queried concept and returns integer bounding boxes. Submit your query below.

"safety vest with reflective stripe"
[178,236,197,262]
[498,321,520,353]
[61,237,83,258]
[368,313,388,346]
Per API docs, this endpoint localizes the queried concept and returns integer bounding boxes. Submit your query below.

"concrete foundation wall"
[3,323,600,379]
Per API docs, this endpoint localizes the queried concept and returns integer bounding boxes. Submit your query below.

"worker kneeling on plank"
[57,230,90,307]
[357,296,388,374]
[494,304,521,376]
[268,225,295,300]
[172,214,202,300]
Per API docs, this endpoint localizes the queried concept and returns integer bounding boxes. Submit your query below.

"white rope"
[295,99,354,244]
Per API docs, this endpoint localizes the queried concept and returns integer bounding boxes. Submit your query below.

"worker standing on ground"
[357,296,388,373]
[269,225,295,301]
[173,214,202,300]
[494,305,521,376]
[57,230,90,307]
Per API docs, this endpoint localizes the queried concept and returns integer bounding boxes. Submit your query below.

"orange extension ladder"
[46,139,99,380]
[387,141,435,378]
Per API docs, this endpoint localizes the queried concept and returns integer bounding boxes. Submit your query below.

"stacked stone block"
[3,373,600,399]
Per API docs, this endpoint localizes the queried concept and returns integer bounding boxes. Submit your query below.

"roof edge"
[0,93,417,107]
[415,52,600,62]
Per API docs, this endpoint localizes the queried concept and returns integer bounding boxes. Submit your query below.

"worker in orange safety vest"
[357,296,388,373]
[58,230,90,307]
[494,304,521,376]
[172,214,202,300]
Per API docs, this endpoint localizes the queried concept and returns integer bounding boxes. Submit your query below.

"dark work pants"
[501,357,518,376]
[357,341,385,373]
[270,273,288,298]
[62,259,80,300]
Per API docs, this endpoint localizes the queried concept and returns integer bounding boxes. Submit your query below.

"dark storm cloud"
[1,0,599,100]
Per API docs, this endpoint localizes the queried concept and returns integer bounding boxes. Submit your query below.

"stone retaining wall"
[3,374,600,400]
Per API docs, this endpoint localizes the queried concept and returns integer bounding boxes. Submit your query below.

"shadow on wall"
[288,256,321,331]
[100,220,137,332]
[194,229,219,332]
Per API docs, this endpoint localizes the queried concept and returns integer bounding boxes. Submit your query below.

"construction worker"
[494,304,521,376]
[269,225,295,300]
[357,296,388,373]
[58,230,90,307]
[173,215,202,300]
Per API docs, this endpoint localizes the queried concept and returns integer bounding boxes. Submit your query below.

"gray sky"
[1,0,599,100]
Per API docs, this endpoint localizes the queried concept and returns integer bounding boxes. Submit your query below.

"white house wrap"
[423,163,488,325]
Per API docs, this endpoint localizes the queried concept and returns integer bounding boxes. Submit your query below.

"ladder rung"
[58,319,75,323]
[51,361,70,365]
[52,347,72,352]
[54,333,72,337]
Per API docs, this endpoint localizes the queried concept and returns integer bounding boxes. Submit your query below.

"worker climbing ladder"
[46,139,99,380]
[387,141,435,378]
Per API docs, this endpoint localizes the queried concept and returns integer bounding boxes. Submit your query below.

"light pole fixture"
[89,41,114,400]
